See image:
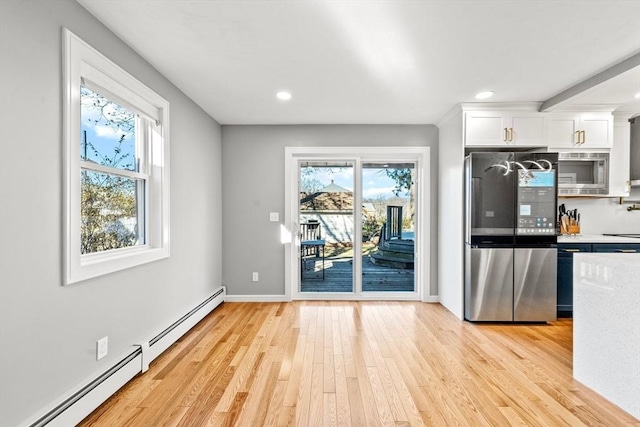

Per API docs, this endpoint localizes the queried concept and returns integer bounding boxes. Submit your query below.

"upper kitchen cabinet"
[546,112,613,149]
[608,113,633,197]
[464,110,546,147]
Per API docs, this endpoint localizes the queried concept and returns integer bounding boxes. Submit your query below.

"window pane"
[299,162,354,292]
[81,170,144,254]
[362,163,415,292]
[80,86,137,172]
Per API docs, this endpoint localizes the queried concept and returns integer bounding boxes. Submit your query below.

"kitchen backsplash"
[559,187,640,235]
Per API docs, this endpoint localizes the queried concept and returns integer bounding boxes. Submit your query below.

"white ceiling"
[77,0,640,125]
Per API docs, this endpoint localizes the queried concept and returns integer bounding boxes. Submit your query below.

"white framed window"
[63,29,170,285]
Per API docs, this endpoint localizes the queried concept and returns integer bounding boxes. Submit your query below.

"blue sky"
[80,86,136,171]
[306,166,412,200]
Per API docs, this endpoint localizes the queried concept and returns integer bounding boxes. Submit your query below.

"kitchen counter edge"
[558,235,640,244]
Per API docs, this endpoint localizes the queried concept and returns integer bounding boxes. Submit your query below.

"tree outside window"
[80,86,143,254]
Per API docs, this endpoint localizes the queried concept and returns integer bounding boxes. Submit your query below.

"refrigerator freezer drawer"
[514,248,557,322]
[465,247,513,321]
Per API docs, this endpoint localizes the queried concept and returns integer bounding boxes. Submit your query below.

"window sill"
[66,246,169,285]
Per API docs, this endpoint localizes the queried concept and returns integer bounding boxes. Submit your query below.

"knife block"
[560,222,580,235]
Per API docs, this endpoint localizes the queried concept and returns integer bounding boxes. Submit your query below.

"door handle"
[575,131,581,145]
[617,249,636,253]
[503,128,508,142]
[580,130,586,144]
[508,127,514,142]
[564,249,581,252]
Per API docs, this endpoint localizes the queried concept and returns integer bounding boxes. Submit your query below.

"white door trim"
[284,146,431,301]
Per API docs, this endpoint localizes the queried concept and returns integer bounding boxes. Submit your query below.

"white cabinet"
[546,112,613,149]
[465,110,545,146]
[608,114,632,197]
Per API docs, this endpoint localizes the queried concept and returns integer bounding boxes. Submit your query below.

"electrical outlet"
[252,272,259,282]
[269,212,279,222]
[96,336,108,360]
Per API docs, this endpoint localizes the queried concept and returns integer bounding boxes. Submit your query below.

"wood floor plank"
[78,301,640,427]
[293,341,315,425]
[345,377,367,426]
[384,358,425,427]
[333,353,352,427]
[322,392,337,427]
[262,380,288,427]
[281,333,307,406]
[309,362,324,426]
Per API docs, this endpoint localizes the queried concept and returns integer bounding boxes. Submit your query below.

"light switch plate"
[269,212,279,222]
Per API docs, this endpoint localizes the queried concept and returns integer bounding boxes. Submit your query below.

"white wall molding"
[225,294,291,302]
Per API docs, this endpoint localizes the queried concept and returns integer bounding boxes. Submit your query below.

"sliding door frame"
[284,146,430,301]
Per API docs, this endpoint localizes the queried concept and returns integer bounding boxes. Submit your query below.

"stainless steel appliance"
[557,152,608,195]
[464,152,558,322]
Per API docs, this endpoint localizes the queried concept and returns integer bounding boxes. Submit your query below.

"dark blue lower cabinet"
[557,243,592,318]
[557,242,640,317]
[591,243,640,253]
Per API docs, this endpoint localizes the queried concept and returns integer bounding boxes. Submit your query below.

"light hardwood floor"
[79,301,639,426]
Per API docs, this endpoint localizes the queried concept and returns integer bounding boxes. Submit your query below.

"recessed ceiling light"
[276,91,292,101]
[635,92,640,99]
[475,91,494,100]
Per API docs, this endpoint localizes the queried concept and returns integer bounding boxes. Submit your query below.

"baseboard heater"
[26,287,225,427]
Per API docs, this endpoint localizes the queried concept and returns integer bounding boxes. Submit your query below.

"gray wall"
[0,2,222,426]
[221,125,439,297]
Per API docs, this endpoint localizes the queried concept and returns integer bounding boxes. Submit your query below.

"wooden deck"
[301,255,414,292]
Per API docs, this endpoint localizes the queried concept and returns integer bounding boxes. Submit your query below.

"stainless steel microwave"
[557,152,609,195]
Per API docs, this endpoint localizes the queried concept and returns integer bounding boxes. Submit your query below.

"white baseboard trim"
[25,287,225,427]
[224,294,440,303]
[292,293,423,301]
[225,294,290,302]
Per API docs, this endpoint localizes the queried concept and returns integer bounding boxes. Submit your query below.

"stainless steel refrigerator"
[464,152,558,322]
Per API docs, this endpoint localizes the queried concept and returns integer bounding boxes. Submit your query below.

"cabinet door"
[510,114,545,146]
[546,113,580,148]
[465,111,508,146]
[608,118,631,197]
[591,243,640,253]
[579,113,613,148]
[556,243,590,316]
[557,255,573,315]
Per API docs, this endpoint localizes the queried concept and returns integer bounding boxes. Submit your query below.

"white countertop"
[558,234,640,244]
[573,253,640,420]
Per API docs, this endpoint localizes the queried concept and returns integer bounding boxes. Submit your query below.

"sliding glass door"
[286,147,428,300]
[361,162,415,292]
[299,161,354,292]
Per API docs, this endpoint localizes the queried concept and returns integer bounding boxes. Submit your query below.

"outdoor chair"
[300,220,325,280]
